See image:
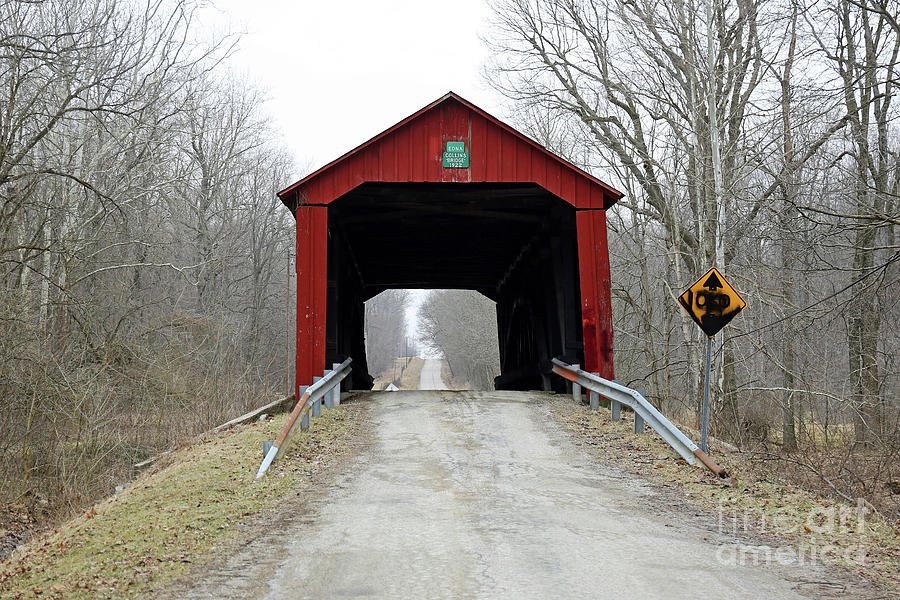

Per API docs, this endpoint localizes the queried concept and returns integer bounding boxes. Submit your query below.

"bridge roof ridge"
[277,91,622,208]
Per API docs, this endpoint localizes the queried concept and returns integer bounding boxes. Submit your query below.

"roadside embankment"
[372,357,425,390]
[0,400,369,600]
[549,396,900,594]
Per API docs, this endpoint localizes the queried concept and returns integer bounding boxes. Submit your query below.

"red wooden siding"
[295,206,328,395]
[576,209,615,379]
[279,93,621,208]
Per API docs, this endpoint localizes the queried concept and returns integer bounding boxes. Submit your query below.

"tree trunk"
[780,7,798,453]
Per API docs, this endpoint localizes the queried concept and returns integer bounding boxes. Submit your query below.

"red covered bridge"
[277,92,622,393]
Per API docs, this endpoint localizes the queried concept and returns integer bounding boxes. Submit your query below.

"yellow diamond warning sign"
[678,267,747,338]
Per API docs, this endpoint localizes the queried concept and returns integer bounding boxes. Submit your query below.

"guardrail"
[255,358,352,479]
[551,359,727,478]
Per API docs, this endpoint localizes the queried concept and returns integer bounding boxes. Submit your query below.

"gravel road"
[239,390,830,599]
[418,358,448,390]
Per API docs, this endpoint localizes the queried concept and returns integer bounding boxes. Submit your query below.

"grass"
[0,402,366,600]
[372,357,423,390]
[398,357,425,389]
[439,360,469,390]
[551,399,900,593]
[762,421,856,449]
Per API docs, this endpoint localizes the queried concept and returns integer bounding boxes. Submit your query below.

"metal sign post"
[678,267,747,454]
[701,336,712,452]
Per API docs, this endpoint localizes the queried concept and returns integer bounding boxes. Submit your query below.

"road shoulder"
[156,395,375,600]
[544,394,896,598]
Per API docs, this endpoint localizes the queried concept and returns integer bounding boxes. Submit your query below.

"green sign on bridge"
[442,141,469,168]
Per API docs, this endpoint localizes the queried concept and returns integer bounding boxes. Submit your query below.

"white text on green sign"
[442,141,469,168]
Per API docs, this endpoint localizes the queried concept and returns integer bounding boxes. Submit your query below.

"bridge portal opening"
[327,183,583,391]
[362,288,501,391]
[279,92,620,396]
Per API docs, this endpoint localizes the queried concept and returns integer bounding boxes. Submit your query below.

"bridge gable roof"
[277,92,622,210]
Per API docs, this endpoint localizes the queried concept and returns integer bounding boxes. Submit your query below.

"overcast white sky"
[207,0,507,175]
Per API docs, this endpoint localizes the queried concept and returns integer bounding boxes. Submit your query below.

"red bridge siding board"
[500,131,515,181]
[485,123,500,182]
[576,209,614,379]
[575,177,590,209]
[306,174,320,205]
[321,167,335,204]
[426,112,441,181]
[363,146,376,181]
[516,144,531,185]
[411,119,425,181]
[395,126,410,182]
[549,160,562,200]
[332,162,344,199]
[470,113,487,179]
[334,161,346,197]
[560,170,576,206]
[382,135,396,182]
[532,151,547,190]
[296,206,328,393]
[352,156,365,187]
[592,186,606,210]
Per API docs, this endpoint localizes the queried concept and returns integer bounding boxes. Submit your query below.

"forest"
[0,0,296,525]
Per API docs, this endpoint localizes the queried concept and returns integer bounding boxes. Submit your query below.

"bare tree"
[365,289,410,378]
[418,290,500,390]
[0,0,298,523]
[815,0,899,444]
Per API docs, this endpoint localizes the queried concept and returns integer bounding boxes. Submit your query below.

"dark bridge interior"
[325,182,584,391]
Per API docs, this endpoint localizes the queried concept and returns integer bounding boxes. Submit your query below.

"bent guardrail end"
[255,357,352,479]
[551,364,574,380]
[552,358,729,479]
[256,444,279,479]
[692,448,728,478]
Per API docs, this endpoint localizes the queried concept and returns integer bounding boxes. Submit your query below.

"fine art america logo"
[714,498,874,567]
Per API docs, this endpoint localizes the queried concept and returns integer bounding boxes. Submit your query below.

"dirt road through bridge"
[231,391,828,599]
[418,358,448,390]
